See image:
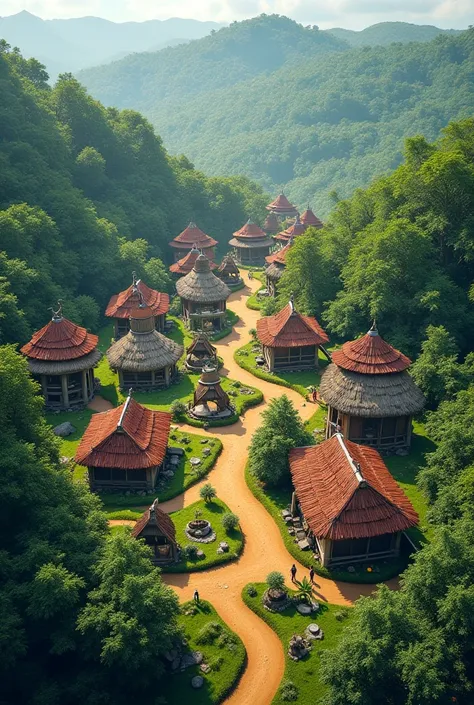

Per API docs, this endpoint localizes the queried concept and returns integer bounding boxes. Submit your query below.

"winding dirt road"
[154,273,387,705]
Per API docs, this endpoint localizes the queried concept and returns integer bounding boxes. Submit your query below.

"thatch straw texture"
[265,262,284,281]
[320,364,425,417]
[176,255,231,303]
[228,236,274,249]
[27,348,102,375]
[106,330,182,372]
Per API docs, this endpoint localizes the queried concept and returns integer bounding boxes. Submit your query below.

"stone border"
[184,529,217,544]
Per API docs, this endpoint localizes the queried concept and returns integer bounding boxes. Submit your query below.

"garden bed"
[242,584,351,705]
[161,600,246,705]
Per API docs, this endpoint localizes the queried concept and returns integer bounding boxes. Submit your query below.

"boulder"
[191,676,204,689]
[53,422,75,437]
[219,542,229,552]
[296,603,312,615]
[168,446,185,457]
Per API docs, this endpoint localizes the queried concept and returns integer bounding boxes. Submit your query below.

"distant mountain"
[327,21,460,47]
[0,11,222,76]
[78,16,474,216]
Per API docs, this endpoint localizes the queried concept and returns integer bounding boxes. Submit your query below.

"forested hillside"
[0,41,267,345]
[327,21,459,47]
[79,17,474,215]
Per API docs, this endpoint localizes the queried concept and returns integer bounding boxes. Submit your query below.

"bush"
[280,680,298,702]
[169,297,182,316]
[195,621,223,645]
[266,571,285,591]
[222,512,240,532]
[246,584,257,597]
[335,607,351,621]
[199,483,217,502]
[170,400,187,420]
[182,544,199,560]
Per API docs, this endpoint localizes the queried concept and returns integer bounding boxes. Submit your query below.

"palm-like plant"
[295,576,313,604]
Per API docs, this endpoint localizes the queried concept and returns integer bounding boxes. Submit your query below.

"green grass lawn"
[242,583,352,705]
[161,600,245,705]
[245,465,407,583]
[234,341,328,398]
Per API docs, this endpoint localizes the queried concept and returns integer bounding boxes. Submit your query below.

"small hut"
[132,499,178,565]
[263,212,280,234]
[300,207,323,229]
[256,298,329,372]
[20,302,102,410]
[319,324,425,450]
[264,236,293,296]
[185,333,217,371]
[169,245,218,277]
[175,253,231,332]
[169,222,217,262]
[189,364,233,420]
[229,219,274,266]
[217,254,242,287]
[75,393,172,492]
[289,434,418,567]
[274,214,307,244]
[106,304,183,390]
[266,193,298,220]
[106,272,170,337]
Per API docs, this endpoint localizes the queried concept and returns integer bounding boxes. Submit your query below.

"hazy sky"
[2,0,473,29]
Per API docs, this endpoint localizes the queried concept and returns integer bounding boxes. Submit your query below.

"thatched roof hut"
[169,246,218,276]
[176,254,231,331]
[300,207,324,229]
[229,219,274,265]
[106,304,182,389]
[320,324,425,450]
[289,434,418,567]
[189,364,232,419]
[217,254,242,286]
[266,193,298,219]
[264,236,293,296]
[105,272,169,335]
[186,333,217,371]
[169,222,217,261]
[274,214,307,243]
[20,302,102,410]
[132,499,178,565]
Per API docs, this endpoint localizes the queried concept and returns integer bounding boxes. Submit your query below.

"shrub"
[335,607,351,621]
[222,512,240,532]
[170,400,187,420]
[169,297,182,316]
[249,327,257,340]
[232,380,242,388]
[199,483,217,502]
[280,680,298,702]
[185,446,192,452]
[266,571,285,591]
[195,621,223,645]
[209,655,224,671]
[246,584,257,597]
[182,544,198,560]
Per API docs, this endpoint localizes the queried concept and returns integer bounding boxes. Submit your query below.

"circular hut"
[229,219,274,266]
[169,222,217,262]
[169,245,218,278]
[20,303,102,410]
[175,253,231,332]
[189,364,233,420]
[274,214,307,244]
[105,272,169,337]
[185,333,217,372]
[265,236,294,297]
[320,324,425,451]
[266,193,298,220]
[300,207,324,230]
[217,254,242,287]
[106,304,183,390]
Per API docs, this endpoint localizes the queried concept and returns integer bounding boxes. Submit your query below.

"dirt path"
[158,273,388,705]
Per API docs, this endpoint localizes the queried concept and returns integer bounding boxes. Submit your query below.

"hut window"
[396,417,408,436]
[128,469,146,482]
[368,533,394,554]
[331,537,368,558]
[381,417,397,440]
[111,468,126,481]
[348,416,363,440]
[94,467,111,481]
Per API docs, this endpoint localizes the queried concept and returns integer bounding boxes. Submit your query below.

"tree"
[249,395,312,486]
[222,512,239,532]
[266,571,285,591]
[200,483,217,502]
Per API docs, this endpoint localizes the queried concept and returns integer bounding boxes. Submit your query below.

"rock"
[202,448,211,456]
[191,676,204,689]
[53,422,75,437]
[219,541,229,552]
[171,657,181,671]
[190,457,201,466]
[200,663,211,674]
[169,456,180,466]
[395,448,409,456]
[347,565,355,573]
[196,549,205,559]
[60,456,70,464]
[310,601,320,613]
[297,539,310,551]
[217,547,225,554]
[200,439,208,444]
[296,603,312,615]
[168,446,185,457]
[282,509,292,519]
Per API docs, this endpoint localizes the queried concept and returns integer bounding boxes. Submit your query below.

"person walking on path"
[309,566,315,584]
[290,564,297,583]
[193,589,200,604]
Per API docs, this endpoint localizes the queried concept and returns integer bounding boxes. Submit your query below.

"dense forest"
[78,16,474,215]
[0,41,267,344]
[327,21,459,47]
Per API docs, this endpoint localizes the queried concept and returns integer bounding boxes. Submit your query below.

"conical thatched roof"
[332,324,411,374]
[132,499,176,543]
[169,222,217,250]
[320,363,425,418]
[266,193,298,216]
[186,334,216,358]
[106,306,182,372]
[218,254,240,276]
[300,207,324,229]
[176,254,231,303]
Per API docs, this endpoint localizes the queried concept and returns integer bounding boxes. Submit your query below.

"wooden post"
[61,374,69,408]
[40,375,48,400]
[81,369,88,402]
[291,491,297,516]
[164,366,170,387]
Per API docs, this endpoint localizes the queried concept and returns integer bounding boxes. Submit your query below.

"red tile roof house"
[132,499,178,565]
[273,214,308,244]
[320,323,425,451]
[256,298,329,372]
[228,219,275,266]
[289,434,418,567]
[169,245,218,277]
[21,304,102,410]
[75,394,171,492]
[300,207,324,229]
[105,272,170,337]
[266,193,298,220]
[169,222,217,262]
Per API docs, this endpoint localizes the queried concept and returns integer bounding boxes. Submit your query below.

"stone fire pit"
[185,519,216,544]
[263,588,290,612]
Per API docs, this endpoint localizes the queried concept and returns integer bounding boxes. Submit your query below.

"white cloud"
[1,0,473,27]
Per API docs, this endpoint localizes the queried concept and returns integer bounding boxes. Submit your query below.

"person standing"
[290,564,297,582]
[193,589,200,604]
[309,566,315,584]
